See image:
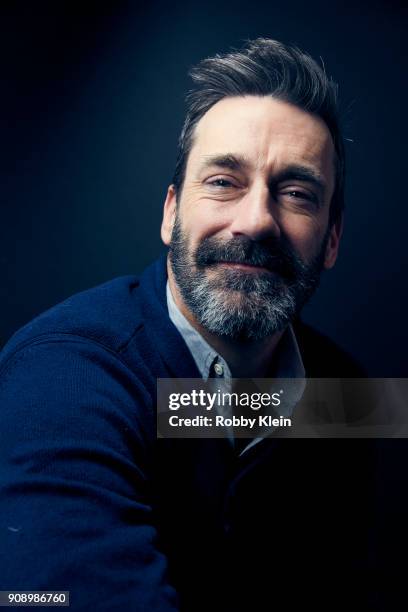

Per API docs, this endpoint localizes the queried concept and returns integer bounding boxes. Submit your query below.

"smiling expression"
[161,95,342,339]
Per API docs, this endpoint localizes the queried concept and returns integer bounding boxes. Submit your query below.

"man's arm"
[0,337,179,611]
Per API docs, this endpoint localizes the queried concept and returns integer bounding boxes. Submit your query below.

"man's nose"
[228,185,280,241]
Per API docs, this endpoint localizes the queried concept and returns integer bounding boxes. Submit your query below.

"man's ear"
[161,185,177,246]
[324,212,344,270]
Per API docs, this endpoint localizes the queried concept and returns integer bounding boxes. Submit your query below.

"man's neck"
[167,261,284,378]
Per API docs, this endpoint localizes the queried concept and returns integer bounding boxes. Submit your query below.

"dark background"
[2,0,407,375]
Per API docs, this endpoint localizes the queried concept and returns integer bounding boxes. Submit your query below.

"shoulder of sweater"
[293,319,367,377]
[0,275,147,366]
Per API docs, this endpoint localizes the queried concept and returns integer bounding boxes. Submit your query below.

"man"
[0,39,403,610]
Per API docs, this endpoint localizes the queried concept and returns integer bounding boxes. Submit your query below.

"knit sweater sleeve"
[0,336,179,612]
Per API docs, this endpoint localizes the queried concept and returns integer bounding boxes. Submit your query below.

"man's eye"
[281,190,317,203]
[207,178,235,188]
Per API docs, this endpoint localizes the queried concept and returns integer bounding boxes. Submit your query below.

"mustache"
[194,236,302,280]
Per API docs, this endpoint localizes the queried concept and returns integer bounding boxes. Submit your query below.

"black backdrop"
[2,0,407,375]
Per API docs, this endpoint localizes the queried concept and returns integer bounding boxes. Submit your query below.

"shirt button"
[214,362,224,376]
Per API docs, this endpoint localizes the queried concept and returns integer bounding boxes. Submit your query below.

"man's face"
[162,95,341,340]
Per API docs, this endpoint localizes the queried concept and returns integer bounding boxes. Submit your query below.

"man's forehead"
[195,95,331,136]
[191,95,335,172]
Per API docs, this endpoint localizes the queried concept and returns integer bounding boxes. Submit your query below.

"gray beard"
[169,215,328,341]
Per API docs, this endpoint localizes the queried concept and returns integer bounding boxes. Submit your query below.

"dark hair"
[172,38,345,227]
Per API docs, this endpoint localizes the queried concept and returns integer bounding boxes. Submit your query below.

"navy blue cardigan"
[0,258,194,610]
[0,257,405,611]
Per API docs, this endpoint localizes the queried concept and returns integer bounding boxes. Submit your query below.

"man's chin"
[201,310,289,342]
[200,286,286,318]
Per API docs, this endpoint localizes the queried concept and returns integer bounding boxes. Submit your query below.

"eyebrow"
[199,154,327,194]
[199,154,252,172]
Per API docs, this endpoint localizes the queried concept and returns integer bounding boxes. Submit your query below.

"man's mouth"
[213,261,276,274]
